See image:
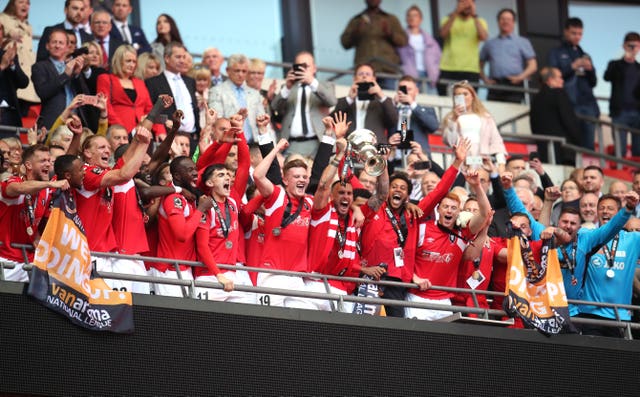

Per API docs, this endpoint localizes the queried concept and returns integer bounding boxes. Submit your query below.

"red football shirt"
[308,203,362,293]
[112,177,149,255]
[155,188,203,272]
[409,220,472,299]
[260,185,312,272]
[76,164,118,252]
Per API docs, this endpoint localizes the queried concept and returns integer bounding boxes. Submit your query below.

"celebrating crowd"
[0,0,639,338]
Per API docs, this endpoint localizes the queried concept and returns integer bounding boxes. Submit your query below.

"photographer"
[332,63,397,144]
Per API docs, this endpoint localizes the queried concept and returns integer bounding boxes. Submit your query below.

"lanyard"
[212,199,231,238]
[281,195,306,229]
[559,242,577,274]
[519,234,551,283]
[384,206,407,247]
[436,223,472,243]
[24,193,35,228]
[602,234,619,269]
[335,213,350,252]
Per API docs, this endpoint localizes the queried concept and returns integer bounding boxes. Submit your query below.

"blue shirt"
[504,187,544,240]
[556,208,632,316]
[579,221,640,321]
[547,41,598,110]
[479,34,535,79]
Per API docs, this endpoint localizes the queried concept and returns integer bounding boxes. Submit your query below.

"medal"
[606,269,615,279]
[225,240,233,249]
[337,250,344,259]
[272,227,281,236]
[26,226,33,236]
[143,214,150,224]
[571,275,577,286]
[472,270,480,280]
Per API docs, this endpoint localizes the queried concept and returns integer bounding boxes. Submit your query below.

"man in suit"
[332,63,397,144]
[202,47,227,86]
[208,53,265,144]
[271,51,336,156]
[0,27,29,134]
[32,29,89,130]
[90,10,124,70]
[145,42,199,146]
[390,75,438,159]
[529,67,581,165]
[110,0,152,54]
[36,0,93,62]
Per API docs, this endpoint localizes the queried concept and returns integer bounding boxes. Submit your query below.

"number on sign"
[259,295,271,306]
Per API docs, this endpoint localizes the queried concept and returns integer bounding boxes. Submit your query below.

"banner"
[504,236,575,334]
[27,191,134,333]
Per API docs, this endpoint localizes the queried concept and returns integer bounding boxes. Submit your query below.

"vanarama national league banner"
[27,190,134,333]
[504,236,575,334]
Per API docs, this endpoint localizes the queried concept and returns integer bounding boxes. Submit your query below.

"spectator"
[579,191,599,228]
[0,23,28,133]
[332,63,397,144]
[77,0,92,35]
[187,63,211,130]
[36,0,93,62]
[396,5,441,91]
[150,14,183,68]
[110,0,152,54]
[437,0,488,96]
[633,169,640,216]
[582,165,604,197]
[547,179,582,226]
[135,52,161,80]
[441,80,506,171]
[106,124,129,153]
[97,44,154,133]
[272,51,336,156]
[548,17,600,151]
[202,47,226,87]
[529,67,581,164]
[0,144,69,281]
[605,32,640,157]
[609,181,629,207]
[146,42,199,142]
[32,29,89,130]
[90,10,124,70]
[248,58,277,119]
[479,8,537,103]
[0,0,40,107]
[208,53,265,144]
[389,75,439,159]
[340,0,407,89]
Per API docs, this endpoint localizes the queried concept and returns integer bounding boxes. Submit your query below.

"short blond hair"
[111,44,137,78]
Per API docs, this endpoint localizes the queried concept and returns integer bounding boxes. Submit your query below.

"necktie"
[99,40,108,67]
[234,86,252,143]
[300,84,309,137]
[121,24,130,44]
[54,60,73,106]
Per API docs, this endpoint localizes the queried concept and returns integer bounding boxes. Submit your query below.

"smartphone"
[454,94,466,113]
[70,46,89,58]
[357,82,374,100]
[529,151,540,161]
[152,114,168,124]
[293,63,305,73]
[413,160,431,170]
[398,85,408,94]
[82,95,98,106]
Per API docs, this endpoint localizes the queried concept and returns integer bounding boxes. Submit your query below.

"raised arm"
[99,127,152,187]
[467,169,491,235]
[254,138,288,198]
[313,138,347,210]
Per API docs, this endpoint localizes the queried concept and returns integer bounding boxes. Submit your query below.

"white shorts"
[195,265,256,304]
[148,267,194,297]
[94,256,150,294]
[256,272,316,310]
[405,294,453,321]
[304,280,353,313]
[0,256,28,282]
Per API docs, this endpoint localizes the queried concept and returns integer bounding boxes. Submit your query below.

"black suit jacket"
[37,23,94,62]
[604,58,640,118]
[102,33,125,68]
[145,73,200,134]
[110,22,152,54]
[32,59,89,129]
[332,96,397,144]
[0,53,29,126]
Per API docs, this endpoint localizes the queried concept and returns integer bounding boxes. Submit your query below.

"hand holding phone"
[454,94,466,113]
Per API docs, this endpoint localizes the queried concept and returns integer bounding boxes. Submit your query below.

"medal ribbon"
[335,213,350,253]
[212,199,231,238]
[281,195,305,229]
[602,234,619,270]
[519,234,550,283]
[384,206,407,247]
[559,242,577,275]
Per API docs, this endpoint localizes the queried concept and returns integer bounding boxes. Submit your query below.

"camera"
[357,82,374,100]
[413,160,431,170]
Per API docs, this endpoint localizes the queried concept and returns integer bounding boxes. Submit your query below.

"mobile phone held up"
[454,94,466,113]
[357,82,374,101]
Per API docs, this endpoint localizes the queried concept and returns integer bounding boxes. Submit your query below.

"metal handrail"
[6,244,640,337]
